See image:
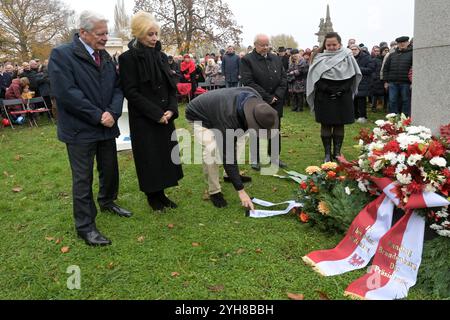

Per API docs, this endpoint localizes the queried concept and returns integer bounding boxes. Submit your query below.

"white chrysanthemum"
[430,224,443,231]
[437,230,450,237]
[397,154,406,164]
[345,187,352,196]
[407,154,423,166]
[396,133,424,150]
[419,132,432,140]
[396,173,412,185]
[359,139,364,146]
[407,126,432,136]
[373,160,385,172]
[395,164,408,174]
[442,221,450,227]
[386,113,397,119]
[373,128,386,137]
[436,208,449,218]
[375,120,387,127]
[358,180,368,192]
[430,157,447,167]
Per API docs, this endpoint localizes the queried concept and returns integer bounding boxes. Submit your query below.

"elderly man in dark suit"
[49,11,132,246]
[240,34,288,171]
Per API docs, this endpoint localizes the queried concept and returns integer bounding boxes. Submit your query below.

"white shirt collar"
[79,37,96,60]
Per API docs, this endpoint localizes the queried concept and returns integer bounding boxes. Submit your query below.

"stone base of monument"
[116,99,132,152]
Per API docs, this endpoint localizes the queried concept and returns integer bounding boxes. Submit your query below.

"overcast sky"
[67,0,415,49]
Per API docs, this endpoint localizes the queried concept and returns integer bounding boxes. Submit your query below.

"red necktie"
[93,51,101,66]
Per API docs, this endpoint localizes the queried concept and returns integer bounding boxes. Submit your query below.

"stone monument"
[412,0,450,135]
[106,37,132,151]
[316,5,334,45]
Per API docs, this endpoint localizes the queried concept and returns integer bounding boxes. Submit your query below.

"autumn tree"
[0,0,73,61]
[270,34,299,51]
[133,0,242,54]
[114,0,131,40]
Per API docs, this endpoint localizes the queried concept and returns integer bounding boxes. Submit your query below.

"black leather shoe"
[210,192,228,208]
[275,160,288,168]
[224,175,252,183]
[101,203,133,218]
[251,163,261,171]
[77,229,112,246]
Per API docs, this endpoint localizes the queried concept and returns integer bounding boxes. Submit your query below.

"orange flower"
[311,186,319,193]
[327,171,337,179]
[339,176,347,182]
[299,212,310,223]
[318,201,331,215]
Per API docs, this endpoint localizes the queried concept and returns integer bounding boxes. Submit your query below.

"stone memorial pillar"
[412,0,450,134]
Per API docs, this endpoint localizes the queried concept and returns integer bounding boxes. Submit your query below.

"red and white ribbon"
[303,177,449,300]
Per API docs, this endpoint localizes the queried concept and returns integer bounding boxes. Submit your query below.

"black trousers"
[66,139,119,233]
[354,96,368,119]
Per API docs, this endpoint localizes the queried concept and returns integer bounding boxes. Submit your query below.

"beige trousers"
[191,121,248,195]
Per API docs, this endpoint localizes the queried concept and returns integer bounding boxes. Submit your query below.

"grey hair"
[79,11,108,31]
[254,34,269,45]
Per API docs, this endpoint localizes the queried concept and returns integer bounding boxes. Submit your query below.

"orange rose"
[327,171,337,179]
[299,212,310,223]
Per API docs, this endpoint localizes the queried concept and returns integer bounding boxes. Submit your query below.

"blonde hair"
[131,11,160,42]
[20,77,30,87]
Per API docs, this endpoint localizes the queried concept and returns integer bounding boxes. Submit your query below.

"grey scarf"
[306,47,362,110]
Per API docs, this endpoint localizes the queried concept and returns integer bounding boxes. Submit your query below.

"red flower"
[383,140,401,153]
[383,166,396,178]
[327,171,337,179]
[299,212,310,223]
[381,123,399,136]
[407,143,425,156]
[403,118,412,126]
[300,182,308,190]
[425,140,446,159]
[406,181,424,194]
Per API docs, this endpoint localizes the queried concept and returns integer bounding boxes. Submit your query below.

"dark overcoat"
[314,77,355,125]
[119,41,183,193]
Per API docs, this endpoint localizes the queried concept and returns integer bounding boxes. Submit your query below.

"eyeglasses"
[87,30,109,38]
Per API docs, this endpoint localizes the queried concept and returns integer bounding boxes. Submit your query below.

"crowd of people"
[0,9,414,246]
[0,59,53,124]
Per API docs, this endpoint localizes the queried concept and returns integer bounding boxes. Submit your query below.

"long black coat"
[371,56,385,96]
[119,42,183,193]
[240,50,287,117]
[314,77,355,125]
[355,51,375,97]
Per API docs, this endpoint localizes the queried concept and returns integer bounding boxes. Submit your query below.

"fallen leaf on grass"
[14,155,22,161]
[171,272,180,277]
[12,187,23,193]
[272,187,278,192]
[107,262,115,269]
[316,290,330,300]
[202,190,210,201]
[192,242,200,247]
[45,236,55,242]
[137,236,145,243]
[236,248,246,255]
[60,246,70,254]
[287,293,305,300]
[255,248,263,254]
[55,238,62,245]
[167,224,175,229]
[208,285,224,292]
[3,171,9,177]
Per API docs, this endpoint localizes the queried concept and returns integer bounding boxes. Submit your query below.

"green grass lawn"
[0,106,437,300]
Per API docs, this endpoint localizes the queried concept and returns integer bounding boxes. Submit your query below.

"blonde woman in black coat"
[119,12,183,212]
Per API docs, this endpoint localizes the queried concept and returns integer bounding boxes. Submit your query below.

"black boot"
[146,193,166,212]
[321,136,332,163]
[333,135,344,161]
